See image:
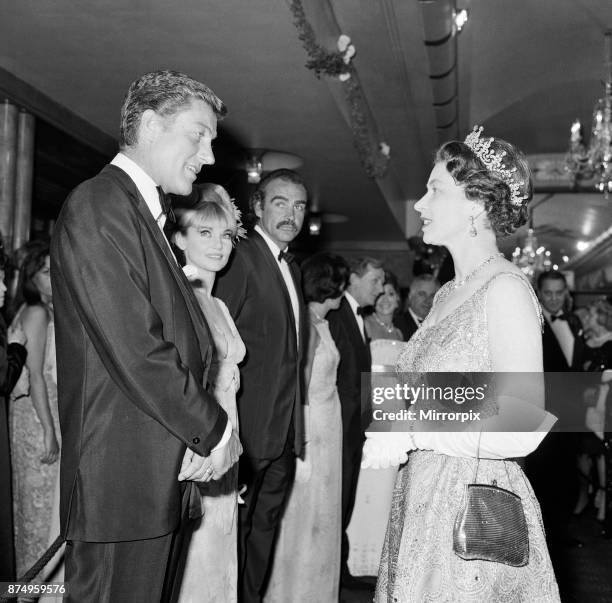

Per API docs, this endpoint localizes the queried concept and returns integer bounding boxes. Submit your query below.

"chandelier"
[512,227,552,280]
[565,31,612,197]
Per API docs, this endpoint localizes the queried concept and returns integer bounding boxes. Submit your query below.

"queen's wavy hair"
[119,70,227,148]
[435,138,532,236]
[170,183,239,265]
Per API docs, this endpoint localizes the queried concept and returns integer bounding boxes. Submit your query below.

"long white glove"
[411,429,552,460]
[362,410,556,465]
[361,432,414,469]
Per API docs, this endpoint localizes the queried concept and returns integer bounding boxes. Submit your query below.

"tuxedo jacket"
[50,165,228,542]
[396,310,419,342]
[541,312,585,428]
[214,230,305,460]
[542,312,585,372]
[327,297,372,455]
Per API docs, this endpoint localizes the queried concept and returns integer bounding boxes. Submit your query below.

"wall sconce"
[246,154,263,184]
[453,8,468,33]
[308,212,322,236]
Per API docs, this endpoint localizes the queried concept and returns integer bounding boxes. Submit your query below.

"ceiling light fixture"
[246,153,263,184]
[308,212,322,236]
[576,240,590,252]
[565,31,612,197]
[512,227,552,279]
[453,9,468,34]
[243,149,303,184]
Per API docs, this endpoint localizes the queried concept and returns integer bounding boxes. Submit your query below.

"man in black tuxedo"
[527,270,585,585]
[327,257,384,588]
[215,169,307,603]
[50,71,241,602]
[396,274,440,341]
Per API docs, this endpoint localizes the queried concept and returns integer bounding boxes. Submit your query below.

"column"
[13,110,35,250]
[0,100,18,249]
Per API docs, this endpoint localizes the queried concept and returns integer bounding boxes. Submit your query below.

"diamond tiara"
[463,125,528,207]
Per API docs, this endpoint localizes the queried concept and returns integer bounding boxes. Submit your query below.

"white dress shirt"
[111,153,165,225]
[408,308,423,327]
[110,153,231,451]
[344,291,366,342]
[254,225,300,343]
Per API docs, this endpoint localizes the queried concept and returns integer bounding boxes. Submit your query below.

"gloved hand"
[361,432,415,469]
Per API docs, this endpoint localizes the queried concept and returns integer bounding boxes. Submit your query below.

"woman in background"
[171,183,245,603]
[579,300,612,533]
[9,243,60,580]
[349,271,404,576]
[266,252,348,603]
[364,271,404,342]
[0,241,27,582]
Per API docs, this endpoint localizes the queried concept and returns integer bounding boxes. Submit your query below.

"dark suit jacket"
[214,230,305,460]
[542,313,584,372]
[396,310,419,342]
[0,316,27,581]
[542,312,585,429]
[327,297,371,456]
[50,165,228,542]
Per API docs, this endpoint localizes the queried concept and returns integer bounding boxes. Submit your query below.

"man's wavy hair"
[119,70,227,148]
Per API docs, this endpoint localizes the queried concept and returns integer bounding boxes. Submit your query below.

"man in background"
[215,169,308,602]
[396,274,440,341]
[327,257,384,589]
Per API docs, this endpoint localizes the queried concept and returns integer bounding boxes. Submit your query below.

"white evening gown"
[177,298,245,603]
[375,273,561,602]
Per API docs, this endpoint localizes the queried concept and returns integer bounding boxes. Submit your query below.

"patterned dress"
[10,307,59,579]
[375,272,560,602]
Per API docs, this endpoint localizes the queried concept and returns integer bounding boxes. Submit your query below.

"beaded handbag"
[452,436,529,567]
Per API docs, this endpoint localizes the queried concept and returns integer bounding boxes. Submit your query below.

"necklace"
[452,252,503,289]
[309,307,324,322]
[373,314,396,333]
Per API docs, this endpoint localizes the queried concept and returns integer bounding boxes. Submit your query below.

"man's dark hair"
[346,256,383,278]
[536,270,567,291]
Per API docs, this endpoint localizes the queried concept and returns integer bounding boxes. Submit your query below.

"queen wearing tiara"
[364,127,561,601]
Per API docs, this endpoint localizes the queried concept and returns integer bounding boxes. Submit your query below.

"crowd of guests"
[529,270,612,568]
[0,241,65,598]
[1,68,610,603]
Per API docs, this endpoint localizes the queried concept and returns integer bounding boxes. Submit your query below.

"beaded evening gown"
[375,272,560,602]
[177,297,245,603]
[265,316,342,603]
[9,307,60,579]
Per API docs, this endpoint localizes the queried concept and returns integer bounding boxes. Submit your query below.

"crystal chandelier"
[565,31,612,197]
[512,227,552,280]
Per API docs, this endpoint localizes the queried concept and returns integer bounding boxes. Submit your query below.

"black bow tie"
[157,187,175,223]
[278,249,294,264]
[550,313,568,323]
[356,306,366,316]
